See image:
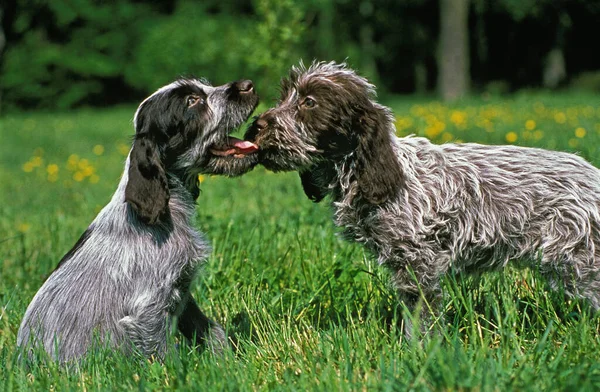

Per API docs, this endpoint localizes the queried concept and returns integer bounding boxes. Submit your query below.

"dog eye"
[302,97,316,108]
[187,96,203,107]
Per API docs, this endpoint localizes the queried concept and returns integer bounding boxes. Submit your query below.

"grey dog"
[243,61,600,335]
[17,78,259,362]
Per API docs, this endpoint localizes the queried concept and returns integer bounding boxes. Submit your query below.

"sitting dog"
[243,61,600,336]
[17,78,259,362]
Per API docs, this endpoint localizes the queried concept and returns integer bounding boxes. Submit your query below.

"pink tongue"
[229,137,258,153]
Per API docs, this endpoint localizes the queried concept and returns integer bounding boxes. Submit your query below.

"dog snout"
[235,80,254,93]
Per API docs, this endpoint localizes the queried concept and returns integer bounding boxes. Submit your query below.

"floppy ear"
[300,170,326,203]
[354,105,403,205]
[125,137,170,224]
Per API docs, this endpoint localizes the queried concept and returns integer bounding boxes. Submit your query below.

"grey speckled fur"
[18,78,258,362]
[245,61,600,336]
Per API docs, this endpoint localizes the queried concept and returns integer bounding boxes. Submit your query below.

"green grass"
[2,92,600,390]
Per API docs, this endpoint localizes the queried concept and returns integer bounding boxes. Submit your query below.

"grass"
[2,91,600,390]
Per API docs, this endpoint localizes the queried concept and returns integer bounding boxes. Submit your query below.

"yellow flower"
[67,154,80,171]
[89,174,100,184]
[424,118,446,139]
[525,120,536,130]
[533,130,544,140]
[17,223,31,233]
[81,166,95,177]
[441,132,454,143]
[395,116,414,134]
[198,175,206,184]
[48,174,59,183]
[410,105,426,116]
[533,102,545,114]
[78,159,90,170]
[93,145,105,156]
[46,164,59,175]
[574,127,586,138]
[23,162,34,173]
[449,111,467,127]
[73,172,85,182]
[117,143,130,156]
[554,112,566,124]
[568,138,579,148]
[505,132,518,143]
[30,156,43,167]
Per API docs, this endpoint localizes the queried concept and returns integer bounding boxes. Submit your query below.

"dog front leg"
[177,296,228,354]
[397,289,443,341]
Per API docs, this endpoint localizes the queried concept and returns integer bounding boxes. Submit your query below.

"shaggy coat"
[244,61,600,334]
[17,78,259,362]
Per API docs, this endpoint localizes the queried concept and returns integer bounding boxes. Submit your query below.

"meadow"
[1,91,600,391]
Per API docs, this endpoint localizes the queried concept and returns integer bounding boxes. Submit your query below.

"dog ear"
[300,170,326,203]
[125,137,170,224]
[354,105,403,205]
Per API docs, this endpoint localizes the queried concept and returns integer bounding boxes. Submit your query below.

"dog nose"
[255,117,268,130]
[235,80,254,93]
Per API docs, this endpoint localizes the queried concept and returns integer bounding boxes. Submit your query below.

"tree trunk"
[438,0,470,101]
[543,48,566,89]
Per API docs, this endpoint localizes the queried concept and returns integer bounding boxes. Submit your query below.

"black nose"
[255,117,268,130]
[235,80,254,93]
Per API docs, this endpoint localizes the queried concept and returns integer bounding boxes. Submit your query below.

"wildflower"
[533,102,545,114]
[441,132,454,143]
[73,172,85,182]
[117,143,130,156]
[198,175,206,184]
[525,120,536,130]
[22,162,34,172]
[67,154,80,171]
[574,127,586,138]
[30,156,43,168]
[46,164,59,175]
[411,105,428,117]
[449,111,467,127]
[17,223,31,233]
[93,145,105,156]
[395,116,414,134]
[78,159,90,170]
[424,117,446,139]
[90,174,100,184]
[533,130,544,140]
[554,112,566,124]
[568,139,579,148]
[505,132,518,143]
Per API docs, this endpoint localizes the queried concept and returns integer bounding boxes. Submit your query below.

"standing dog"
[17,78,259,362]
[243,61,600,336]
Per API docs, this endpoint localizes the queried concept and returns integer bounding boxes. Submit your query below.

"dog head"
[245,61,402,204]
[126,78,259,224]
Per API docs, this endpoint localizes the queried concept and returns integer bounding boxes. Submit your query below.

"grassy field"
[2,91,600,391]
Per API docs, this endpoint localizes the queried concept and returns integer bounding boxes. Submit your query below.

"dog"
[17,77,259,362]
[243,61,600,336]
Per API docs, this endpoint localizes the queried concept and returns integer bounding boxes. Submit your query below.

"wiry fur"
[245,61,600,336]
[18,78,258,362]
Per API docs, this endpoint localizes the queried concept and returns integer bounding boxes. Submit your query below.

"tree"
[438,0,470,101]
